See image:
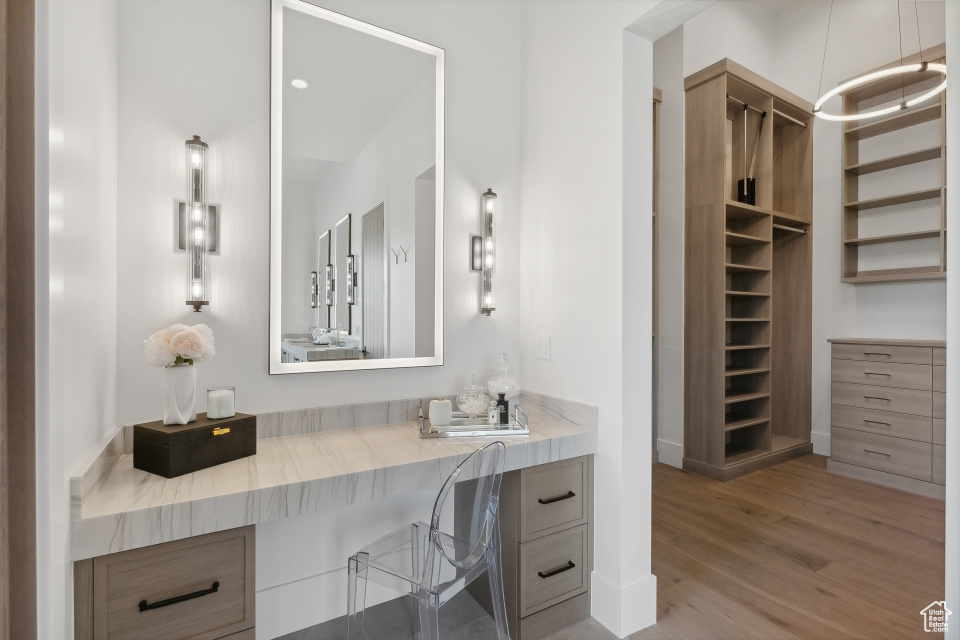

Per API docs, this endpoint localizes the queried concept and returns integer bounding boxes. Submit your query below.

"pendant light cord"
[816,1,834,105]
[914,0,923,62]
[897,1,906,103]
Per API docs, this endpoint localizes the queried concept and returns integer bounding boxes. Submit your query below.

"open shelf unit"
[841,46,947,283]
[684,59,813,481]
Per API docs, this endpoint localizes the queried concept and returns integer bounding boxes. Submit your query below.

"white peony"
[143,323,216,367]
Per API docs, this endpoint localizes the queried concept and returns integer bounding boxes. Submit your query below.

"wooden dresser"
[827,339,945,499]
[466,455,593,640]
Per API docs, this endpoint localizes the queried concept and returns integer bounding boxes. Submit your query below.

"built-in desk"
[71,394,598,639]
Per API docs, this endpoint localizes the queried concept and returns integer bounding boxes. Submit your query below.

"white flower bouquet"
[144,323,215,367]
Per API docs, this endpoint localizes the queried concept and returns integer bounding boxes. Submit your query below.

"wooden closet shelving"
[684,59,813,481]
[841,46,947,283]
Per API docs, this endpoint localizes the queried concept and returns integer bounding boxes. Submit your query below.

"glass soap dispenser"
[487,353,520,402]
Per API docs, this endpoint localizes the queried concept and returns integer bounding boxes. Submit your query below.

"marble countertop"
[71,402,597,560]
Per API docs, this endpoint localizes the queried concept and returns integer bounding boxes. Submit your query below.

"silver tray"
[419,406,529,438]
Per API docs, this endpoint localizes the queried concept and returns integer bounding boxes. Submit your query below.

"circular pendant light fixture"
[813,1,947,122]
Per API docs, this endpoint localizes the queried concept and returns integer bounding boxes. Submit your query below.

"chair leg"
[417,588,440,640]
[487,527,511,640]
[347,552,370,640]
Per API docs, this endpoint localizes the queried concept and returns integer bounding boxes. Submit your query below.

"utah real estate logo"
[921,601,951,633]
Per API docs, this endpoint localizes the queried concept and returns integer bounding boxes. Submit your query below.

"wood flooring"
[550,454,945,640]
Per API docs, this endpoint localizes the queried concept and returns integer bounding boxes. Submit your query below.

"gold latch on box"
[212,427,231,436]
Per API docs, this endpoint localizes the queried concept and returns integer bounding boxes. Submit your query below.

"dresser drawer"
[933,445,946,485]
[831,404,932,442]
[832,359,931,391]
[933,419,946,445]
[520,457,588,541]
[93,527,254,640]
[831,427,932,481]
[933,347,946,366]
[933,392,945,419]
[832,343,932,365]
[933,366,945,392]
[832,382,932,417]
[519,524,588,617]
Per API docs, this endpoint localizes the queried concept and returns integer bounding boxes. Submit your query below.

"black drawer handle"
[863,419,892,427]
[863,395,891,402]
[863,351,892,356]
[538,491,575,505]
[864,372,891,377]
[538,561,576,579]
[863,448,892,457]
[139,582,219,612]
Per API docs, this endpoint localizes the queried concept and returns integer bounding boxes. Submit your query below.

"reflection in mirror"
[270,0,444,373]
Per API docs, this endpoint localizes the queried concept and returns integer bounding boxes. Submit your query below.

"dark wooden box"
[133,412,257,478]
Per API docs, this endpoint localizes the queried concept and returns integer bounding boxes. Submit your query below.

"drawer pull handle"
[864,372,891,377]
[863,396,891,402]
[538,491,576,505]
[863,351,892,356]
[863,419,892,427]
[538,561,576,579]
[139,581,220,613]
[863,449,892,457]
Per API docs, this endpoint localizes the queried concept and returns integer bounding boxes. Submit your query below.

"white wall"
[114,1,521,637]
[36,0,119,638]
[520,1,659,635]
[654,0,946,458]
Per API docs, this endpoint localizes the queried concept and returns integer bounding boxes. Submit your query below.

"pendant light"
[813,1,947,122]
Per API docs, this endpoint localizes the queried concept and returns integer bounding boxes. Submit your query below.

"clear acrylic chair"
[347,440,510,640]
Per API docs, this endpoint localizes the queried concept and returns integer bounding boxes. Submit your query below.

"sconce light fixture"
[182,135,212,312]
[346,255,357,305]
[310,271,319,309]
[325,264,334,306]
[471,188,496,316]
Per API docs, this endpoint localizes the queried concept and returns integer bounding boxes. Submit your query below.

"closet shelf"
[771,434,808,452]
[725,368,770,377]
[725,200,811,226]
[842,266,944,284]
[844,187,941,211]
[725,344,771,351]
[725,290,771,297]
[844,146,942,176]
[773,224,806,235]
[843,229,941,246]
[725,231,769,245]
[844,103,941,141]
[725,263,770,273]
[724,391,770,404]
[723,414,769,431]
[725,318,771,322]
[724,444,767,465]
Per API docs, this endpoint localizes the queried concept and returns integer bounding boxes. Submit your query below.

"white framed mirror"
[270,0,444,373]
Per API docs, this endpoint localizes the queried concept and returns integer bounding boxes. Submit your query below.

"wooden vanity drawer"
[933,392,945,419]
[832,427,932,482]
[92,527,254,640]
[933,419,946,445]
[519,524,588,618]
[831,359,931,391]
[832,343,932,365]
[831,382,931,417]
[831,404,932,442]
[933,445,946,485]
[520,456,588,541]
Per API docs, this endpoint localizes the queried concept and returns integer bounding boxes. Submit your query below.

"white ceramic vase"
[164,364,197,425]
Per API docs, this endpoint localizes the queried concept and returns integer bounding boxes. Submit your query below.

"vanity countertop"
[71,403,597,560]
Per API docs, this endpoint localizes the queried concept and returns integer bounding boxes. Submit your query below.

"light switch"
[536,335,551,360]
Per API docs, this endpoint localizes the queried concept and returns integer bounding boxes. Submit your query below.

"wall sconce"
[310,271,319,309]
[346,255,357,305]
[325,264,334,306]
[471,188,496,316]
[181,135,214,312]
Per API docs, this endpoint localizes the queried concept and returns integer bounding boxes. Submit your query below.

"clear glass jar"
[487,353,520,401]
[456,375,490,417]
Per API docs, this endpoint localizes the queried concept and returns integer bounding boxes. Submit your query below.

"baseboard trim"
[591,571,657,638]
[656,438,683,468]
[811,431,831,456]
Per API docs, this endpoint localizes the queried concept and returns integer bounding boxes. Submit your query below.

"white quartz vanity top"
[71,406,597,560]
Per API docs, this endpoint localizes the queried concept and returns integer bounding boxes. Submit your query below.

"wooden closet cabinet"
[828,339,945,499]
[683,59,814,481]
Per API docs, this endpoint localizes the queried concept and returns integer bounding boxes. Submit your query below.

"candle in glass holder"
[207,386,236,419]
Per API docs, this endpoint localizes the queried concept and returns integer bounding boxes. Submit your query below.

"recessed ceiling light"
[290,78,308,89]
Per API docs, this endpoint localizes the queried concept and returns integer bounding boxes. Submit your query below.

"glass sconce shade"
[310,271,319,308]
[346,255,356,305]
[325,264,334,306]
[480,188,496,316]
[186,135,209,312]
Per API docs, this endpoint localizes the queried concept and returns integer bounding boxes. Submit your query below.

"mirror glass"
[270,0,444,372]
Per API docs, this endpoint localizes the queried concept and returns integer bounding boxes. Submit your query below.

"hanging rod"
[726,94,807,128]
